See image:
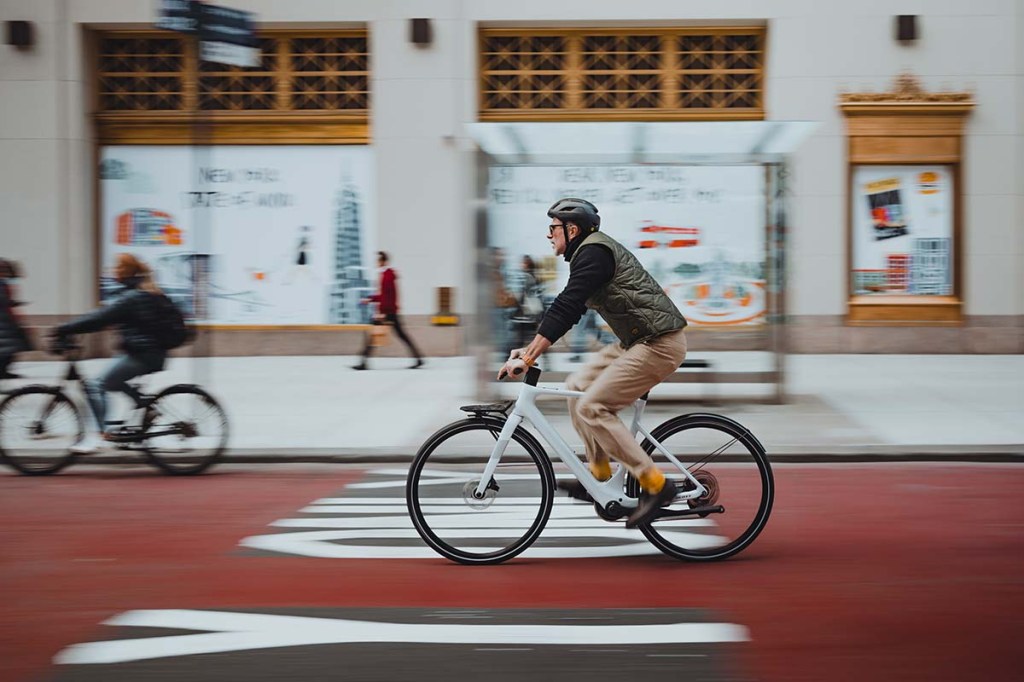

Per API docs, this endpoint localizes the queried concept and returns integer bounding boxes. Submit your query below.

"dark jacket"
[0,279,31,357]
[58,286,167,359]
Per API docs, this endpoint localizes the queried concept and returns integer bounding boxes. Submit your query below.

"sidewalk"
[4,354,1023,460]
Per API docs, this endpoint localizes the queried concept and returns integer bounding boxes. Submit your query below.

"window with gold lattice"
[480,28,765,120]
[98,36,185,111]
[96,32,369,115]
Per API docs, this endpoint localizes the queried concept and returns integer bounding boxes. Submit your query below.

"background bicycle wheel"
[0,388,81,475]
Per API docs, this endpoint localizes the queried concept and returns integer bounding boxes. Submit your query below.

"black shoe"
[410,359,424,369]
[557,479,594,503]
[352,363,367,371]
[625,479,678,528]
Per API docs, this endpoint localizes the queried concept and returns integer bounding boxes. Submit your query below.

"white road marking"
[241,469,723,560]
[54,609,749,665]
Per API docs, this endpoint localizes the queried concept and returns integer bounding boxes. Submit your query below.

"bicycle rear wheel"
[628,413,773,561]
[141,385,228,475]
[406,417,554,565]
[0,387,81,475]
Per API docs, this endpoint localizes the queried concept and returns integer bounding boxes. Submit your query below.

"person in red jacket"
[353,251,423,370]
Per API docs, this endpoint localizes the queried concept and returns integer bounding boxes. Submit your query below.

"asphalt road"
[1,462,1021,681]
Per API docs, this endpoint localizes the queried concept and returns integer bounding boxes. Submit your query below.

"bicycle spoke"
[688,437,739,474]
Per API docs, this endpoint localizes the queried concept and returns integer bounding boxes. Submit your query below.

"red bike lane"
[1,463,1021,681]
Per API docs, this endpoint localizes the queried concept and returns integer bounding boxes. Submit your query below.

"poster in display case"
[851,166,953,296]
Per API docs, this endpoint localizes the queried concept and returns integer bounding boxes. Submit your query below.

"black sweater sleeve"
[537,244,614,343]
[58,292,135,336]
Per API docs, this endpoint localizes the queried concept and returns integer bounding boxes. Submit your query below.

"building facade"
[1,0,1022,354]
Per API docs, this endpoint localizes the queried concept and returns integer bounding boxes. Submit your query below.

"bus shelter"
[467,120,816,403]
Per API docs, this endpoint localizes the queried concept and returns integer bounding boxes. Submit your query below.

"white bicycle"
[406,365,773,565]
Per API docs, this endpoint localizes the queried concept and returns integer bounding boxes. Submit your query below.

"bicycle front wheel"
[406,417,554,565]
[142,385,228,475]
[629,413,773,562]
[0,387,81,475]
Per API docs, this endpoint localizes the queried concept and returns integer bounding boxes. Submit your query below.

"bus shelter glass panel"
[487,164,766,355]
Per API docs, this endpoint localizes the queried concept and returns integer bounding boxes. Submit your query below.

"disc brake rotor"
[462,479,497,510]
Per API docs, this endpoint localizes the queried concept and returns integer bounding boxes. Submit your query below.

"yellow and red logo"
[918,171,940,195]
[115,209,182,246]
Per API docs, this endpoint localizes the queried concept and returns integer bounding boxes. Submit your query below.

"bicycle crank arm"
[142,427,188,439]
[653,504,725,520]
[107,427,184,443]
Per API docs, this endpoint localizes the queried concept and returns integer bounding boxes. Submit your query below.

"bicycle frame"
[47,354,178,442]
[474,376,707,509]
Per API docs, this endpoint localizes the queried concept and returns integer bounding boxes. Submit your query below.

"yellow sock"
[590,460,612,482]
[638,468,665,494]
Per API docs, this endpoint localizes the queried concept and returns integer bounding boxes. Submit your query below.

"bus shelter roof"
[466,120,817,166]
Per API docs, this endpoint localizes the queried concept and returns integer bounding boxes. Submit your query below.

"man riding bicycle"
[497,198,688,528]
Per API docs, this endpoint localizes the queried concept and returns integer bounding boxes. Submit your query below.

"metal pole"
[767,162,789,404]
[473,149,496,401]
[190,25,213,383]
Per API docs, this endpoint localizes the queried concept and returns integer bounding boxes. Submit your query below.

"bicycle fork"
[472,414,523,499]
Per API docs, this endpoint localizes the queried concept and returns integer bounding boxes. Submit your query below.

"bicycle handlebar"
[515,365,541,386]
[48,334,81,357]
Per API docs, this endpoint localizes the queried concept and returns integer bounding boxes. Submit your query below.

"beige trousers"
[565,328,687,478]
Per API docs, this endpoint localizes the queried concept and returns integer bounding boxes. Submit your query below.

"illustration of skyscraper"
[329,174,369,323]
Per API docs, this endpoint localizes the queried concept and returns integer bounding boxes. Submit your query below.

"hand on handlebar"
[47,331,77,355]
[507,348,525,361]
[497,357,528,382]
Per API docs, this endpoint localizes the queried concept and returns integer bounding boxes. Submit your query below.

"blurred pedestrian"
[53,253,180,453]
[511,255,544,349]
[569,308,616,362]
[353,251,423,370]
[0,258,31,380]
[491,247,518,355]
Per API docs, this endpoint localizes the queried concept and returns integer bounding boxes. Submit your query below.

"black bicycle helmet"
[548,197,601,235]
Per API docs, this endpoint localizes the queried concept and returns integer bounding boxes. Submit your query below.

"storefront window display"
[851,165,953,297]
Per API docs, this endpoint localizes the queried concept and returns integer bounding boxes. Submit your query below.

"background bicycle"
[0,338,228,476]
[407,365,773,565]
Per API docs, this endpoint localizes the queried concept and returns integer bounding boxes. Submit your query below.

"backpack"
[149,293,194,350]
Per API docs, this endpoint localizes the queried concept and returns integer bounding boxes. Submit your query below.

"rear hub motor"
[686,470,720,508]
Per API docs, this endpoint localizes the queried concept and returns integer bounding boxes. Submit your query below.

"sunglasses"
[548,223,563,236]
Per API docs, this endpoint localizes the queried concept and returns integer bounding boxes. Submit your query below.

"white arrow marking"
[55,609,749,665]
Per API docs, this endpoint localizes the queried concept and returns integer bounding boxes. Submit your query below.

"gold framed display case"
[839,74,973,325]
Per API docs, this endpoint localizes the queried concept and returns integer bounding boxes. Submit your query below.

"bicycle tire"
[406,416,555,565]
[0,386,81,475]
[628,413,774,562]
[141,384,228,475]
